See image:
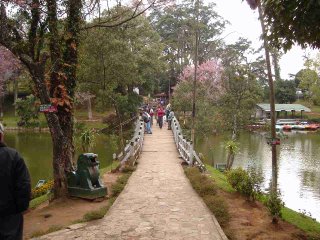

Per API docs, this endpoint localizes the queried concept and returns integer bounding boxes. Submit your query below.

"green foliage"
[149,0,227,89]
[226,167,263,201]
[205,165,234,193]
[310,84,320,106]
[266,191,284,223]
[115,93,142,119]
[224,140,239,155]
[275,79,297,103]
[296,69,319,99]
[15,94,39,127]
[219,63,263,132]
[79,128,98,152]
[78,7,164,101]
[262,0,320,50]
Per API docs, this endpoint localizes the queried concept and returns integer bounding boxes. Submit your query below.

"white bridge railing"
[171,117,206,172]
[114,119,144,167]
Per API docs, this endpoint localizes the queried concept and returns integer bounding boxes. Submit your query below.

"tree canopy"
[261,0,320,50]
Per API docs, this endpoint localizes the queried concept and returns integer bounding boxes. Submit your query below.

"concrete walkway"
[37,121,227,240]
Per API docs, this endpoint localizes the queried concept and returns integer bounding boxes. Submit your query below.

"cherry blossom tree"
[174,59,224,134]
[178,59,224,101]
[0,45,22,116]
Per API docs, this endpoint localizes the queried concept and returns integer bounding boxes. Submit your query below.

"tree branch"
[82,0,155,30]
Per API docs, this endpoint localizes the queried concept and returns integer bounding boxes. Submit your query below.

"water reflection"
[196,131,320,222]
[5,132,116,187]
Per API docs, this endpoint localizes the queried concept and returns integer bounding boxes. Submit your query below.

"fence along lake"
[196,131,320,222]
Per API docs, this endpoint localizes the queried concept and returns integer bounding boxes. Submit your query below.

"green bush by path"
[184,168,217,197]
[206,164,320,238]
[184,167,230,228]
[226,167,263,201]
[205,165,234,193]
[203,195,230,227]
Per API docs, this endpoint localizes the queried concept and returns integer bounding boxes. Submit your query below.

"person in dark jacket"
[0,123,31,240]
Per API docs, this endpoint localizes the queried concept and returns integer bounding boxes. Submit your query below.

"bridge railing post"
[189,142,193,166]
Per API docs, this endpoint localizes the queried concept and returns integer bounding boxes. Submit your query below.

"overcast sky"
[214,0,318,79]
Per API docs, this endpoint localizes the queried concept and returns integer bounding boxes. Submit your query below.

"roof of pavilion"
[257,104,311,112]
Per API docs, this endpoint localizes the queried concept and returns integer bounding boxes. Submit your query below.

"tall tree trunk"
[271,49,281,81]
[0,95,3,118]
[113,100,124,148]
[87,98,92,120]
[258,2,278,193]
[23,55,74,198]
[14,78,18,116]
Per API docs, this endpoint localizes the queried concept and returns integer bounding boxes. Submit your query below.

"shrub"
[203,195,230,227]
[184,167,217,196]
[226,167,263,201]
[266,190,284,223]
[15,95,39,127]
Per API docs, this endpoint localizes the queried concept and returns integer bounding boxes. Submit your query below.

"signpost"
[39,104,57,113]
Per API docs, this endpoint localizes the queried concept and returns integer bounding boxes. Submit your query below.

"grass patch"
[100,161,120,175]
[203,195,230,227]
[282,207,320,238]
[206,164,320,238]
[184,167,229,228]
[29,193,51,209]
[81,201,114,222]
[185,167,217,197]
[30,225,64,238]
[111,173,131,197]
[1,115,19,127]
[205,165,234,193]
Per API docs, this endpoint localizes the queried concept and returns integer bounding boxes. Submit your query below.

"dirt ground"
[23,172,121,239]
[24,171,310,240]
[220,190,308,240]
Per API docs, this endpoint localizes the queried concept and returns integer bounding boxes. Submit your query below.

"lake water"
[196,131,320,222]
[5,132,116,187]
[5,130,320,221]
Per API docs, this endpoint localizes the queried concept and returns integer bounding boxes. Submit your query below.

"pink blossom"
[178,59,224,99]
[0,46,21,96]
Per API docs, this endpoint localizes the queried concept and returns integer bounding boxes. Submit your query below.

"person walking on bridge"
[149,107,154,126]
[142,109,152,134]
[0,123,31,240]
[157,106,165,129]
[167,109,175,130]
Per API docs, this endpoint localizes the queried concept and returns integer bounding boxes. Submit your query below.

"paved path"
[37,121,227,240]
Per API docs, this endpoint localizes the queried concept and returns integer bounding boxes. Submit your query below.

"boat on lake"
[276,119,320,131]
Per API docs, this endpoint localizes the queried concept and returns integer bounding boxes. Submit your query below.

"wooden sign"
[39,104,57,113]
